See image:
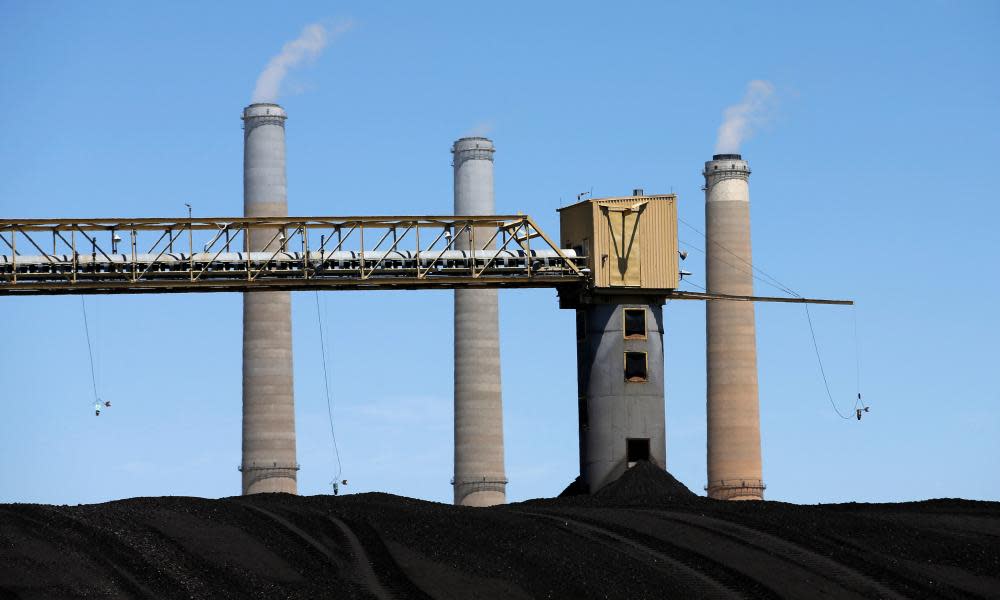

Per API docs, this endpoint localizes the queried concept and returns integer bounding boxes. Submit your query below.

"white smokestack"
[251,21,351,104]
[714,80,775,155]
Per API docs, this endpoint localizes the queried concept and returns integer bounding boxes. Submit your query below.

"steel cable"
[314,291,343,481]
[805,304,854,420]
[678,217,865,420]
[80,297,99,404]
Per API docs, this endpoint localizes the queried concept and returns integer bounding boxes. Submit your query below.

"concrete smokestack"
[240,103,298,495]
[577,302,666,493]
[703,153,764,500]
[452,137,506,507]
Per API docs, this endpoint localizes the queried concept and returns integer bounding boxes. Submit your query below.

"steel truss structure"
[0,215,853,305]
[0,215,586,296]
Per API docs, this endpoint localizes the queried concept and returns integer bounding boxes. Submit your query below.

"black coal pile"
[2,477,998,599]
[593,461,698,504]
[554,462,698,506]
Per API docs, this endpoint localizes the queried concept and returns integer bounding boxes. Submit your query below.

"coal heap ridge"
[594,461,698,503]
[555,461,698,506]
[2,466,998,600]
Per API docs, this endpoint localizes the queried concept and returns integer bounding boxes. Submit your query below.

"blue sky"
[1,1,997,505]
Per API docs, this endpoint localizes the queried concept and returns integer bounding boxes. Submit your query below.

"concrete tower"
[576,301,667,493]
[452,137,506,507]
[703,153,764,501]
[239,103,298,495]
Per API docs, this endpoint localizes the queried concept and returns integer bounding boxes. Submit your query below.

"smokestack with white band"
[704,153,764,501]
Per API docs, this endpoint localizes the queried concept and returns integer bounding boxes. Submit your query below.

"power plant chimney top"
[242,103,287,121]
[452,137,494,149]
[703,153,750,184]
[452,137,495,164]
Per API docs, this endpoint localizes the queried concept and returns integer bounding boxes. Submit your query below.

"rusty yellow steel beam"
[0,215,533,232]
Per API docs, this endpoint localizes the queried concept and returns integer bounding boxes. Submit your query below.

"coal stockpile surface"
[2,466,998,600]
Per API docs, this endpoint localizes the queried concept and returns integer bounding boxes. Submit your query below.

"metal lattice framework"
[0,215,586,296]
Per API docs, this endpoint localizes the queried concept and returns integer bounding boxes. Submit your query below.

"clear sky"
[1,1,997,506]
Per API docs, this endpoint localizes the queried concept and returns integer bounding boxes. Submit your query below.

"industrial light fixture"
[678,250,688,261]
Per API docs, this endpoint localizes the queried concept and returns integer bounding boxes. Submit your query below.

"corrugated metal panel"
[601,206,642,287]
[595,198,632,289]
[668,199,679,288]
[624,211,642,286]
[592,201,609,287]
[559,194,678,290]
[638,197,677,289]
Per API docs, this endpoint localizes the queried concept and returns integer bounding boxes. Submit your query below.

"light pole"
[185,203,192,256]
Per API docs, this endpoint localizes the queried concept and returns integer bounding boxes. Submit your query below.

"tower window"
[623,308,646,339]
[627,438,650,463]
[624,352,647,383]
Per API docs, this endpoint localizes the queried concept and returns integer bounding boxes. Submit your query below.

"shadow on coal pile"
[2,463,998,599]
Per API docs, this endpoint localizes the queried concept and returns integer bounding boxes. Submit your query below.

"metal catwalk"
[0,215,586,295]
[0,213,852,306]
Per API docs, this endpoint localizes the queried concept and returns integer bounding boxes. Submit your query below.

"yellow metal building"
[558,193,679,290]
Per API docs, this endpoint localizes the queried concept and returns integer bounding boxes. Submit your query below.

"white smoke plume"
[466,120,495,138]
[251,21,352,104]
[714,80,776,154]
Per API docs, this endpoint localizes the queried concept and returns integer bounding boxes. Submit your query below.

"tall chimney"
[703,153,764,501]
[240,103,298,495]
[452,137,507,506]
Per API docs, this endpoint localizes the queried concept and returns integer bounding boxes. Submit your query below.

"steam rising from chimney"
[466,120,495,138]
[714,80,775,154]
[251,21,352,104]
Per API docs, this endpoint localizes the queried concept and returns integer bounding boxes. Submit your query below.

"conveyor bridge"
[0,215,586,296]
[0,213,851,305]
